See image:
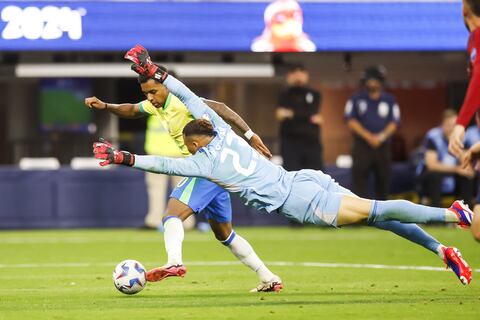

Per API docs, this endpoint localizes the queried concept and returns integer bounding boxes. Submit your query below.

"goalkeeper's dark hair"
[183,119,215,137]
[137,65,177,84]
[466,0,480,16]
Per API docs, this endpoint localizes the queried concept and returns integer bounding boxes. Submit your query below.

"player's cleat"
[249,276,283,293]
[145,264,187,282]
[448,200,473,228]
[442,247,472,285]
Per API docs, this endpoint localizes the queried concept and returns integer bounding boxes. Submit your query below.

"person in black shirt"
[345,66,400,200]
[276,63,323,171]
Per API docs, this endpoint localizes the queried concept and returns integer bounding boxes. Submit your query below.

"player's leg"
[336,196,471,227]
[317,170,446,256]
[205,193,283,292]
[303,169,472,284]
[146,177,197,282]
[146,198,192,282]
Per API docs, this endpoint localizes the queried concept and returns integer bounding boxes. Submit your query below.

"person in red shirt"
[450,0,480,241]
[448,0,480,157]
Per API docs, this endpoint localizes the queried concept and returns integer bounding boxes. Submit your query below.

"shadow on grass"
[107,291,469,309]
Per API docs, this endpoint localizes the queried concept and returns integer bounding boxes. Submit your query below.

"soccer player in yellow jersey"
[85,75,282,292]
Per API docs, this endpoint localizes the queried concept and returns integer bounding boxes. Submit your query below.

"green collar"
[162,93,172,110]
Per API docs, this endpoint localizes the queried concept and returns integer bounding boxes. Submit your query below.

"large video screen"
[0,0,468,52]
[40,78,92,132]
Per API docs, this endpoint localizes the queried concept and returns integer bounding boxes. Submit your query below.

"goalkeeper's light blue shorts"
[279,169,355,227]
[170,177,232,223]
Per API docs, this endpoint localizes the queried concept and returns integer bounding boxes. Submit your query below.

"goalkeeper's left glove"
[93,138,135,167]
[124,44,168,83]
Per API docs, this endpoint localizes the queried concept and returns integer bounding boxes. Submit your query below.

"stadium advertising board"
[0,0,468,51]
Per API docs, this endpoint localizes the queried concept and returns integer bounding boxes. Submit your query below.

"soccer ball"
[112,260,147,295]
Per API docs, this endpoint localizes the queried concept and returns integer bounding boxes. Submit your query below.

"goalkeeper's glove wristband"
[117,151,135,167]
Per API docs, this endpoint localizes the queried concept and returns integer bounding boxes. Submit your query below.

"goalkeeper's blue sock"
[368,200,456,224]
[370,221,442,255]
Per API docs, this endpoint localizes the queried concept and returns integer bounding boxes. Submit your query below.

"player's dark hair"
[137,65,177,84]
[183,119,215,137]
[465,0,480,16]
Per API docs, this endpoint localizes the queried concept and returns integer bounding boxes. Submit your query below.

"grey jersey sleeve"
[133,153,213,178]
[162,75,227,129]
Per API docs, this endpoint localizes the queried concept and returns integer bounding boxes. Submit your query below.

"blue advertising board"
[0,1,469,51]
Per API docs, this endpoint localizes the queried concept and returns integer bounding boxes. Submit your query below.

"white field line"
[0,261,478,273]
[0,234,383,244]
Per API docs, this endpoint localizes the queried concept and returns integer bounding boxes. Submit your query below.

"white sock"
[436,244,446,260]
[163,217,184,266]
[223,231,275,282]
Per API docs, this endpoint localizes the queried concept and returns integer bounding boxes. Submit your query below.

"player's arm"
[450,43,480,157]
[93,139,212,177]
[202,99,249,135]
[133,154,212,177]
[456,71,480,129]
[162,75,226,127]
[125,44,272,157]
[84,96,144,119]
[125,45,226,127]
[203,99,272,158]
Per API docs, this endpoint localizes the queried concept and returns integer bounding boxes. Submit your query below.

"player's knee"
[218,230,236,246]
[214,228,232,242]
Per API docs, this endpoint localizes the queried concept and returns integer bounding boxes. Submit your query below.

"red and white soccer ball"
[112,260,147,295]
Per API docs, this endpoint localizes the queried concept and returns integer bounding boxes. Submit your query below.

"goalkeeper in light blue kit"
[94,45,475,286]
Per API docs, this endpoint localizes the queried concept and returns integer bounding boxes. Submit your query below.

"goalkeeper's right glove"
[124,44,168,83]
[93,138,135,167]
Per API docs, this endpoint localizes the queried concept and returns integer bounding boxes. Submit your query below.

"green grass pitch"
[0,226,479,319]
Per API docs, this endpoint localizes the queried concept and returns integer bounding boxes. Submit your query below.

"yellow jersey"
[139,93,193,157]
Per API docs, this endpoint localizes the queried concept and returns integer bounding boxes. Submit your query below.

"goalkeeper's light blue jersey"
[134,75,296,213]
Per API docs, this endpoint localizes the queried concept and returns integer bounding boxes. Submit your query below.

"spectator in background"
[416,109,475,207]
[345,66,400,200]
[275,63,323,171]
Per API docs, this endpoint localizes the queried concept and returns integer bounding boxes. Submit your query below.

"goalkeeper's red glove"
[93,138,135,167]
[124,44,168,83]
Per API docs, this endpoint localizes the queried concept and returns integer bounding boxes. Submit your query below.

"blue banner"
[0,1,469,51]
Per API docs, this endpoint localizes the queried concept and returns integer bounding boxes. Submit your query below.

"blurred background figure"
[275,63,323,171]
[416,109,475,207]
[251,0,316,52]
[345,66,400,200]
